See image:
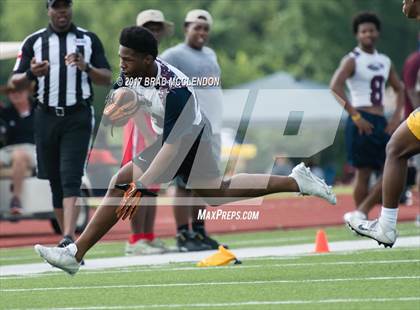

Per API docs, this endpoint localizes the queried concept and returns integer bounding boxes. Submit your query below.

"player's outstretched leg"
[34,162,143,275]
[195,162,336,206]
[34,161,335,275]
[348,120,420,247]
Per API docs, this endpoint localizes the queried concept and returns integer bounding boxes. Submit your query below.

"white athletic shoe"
[34,243,80,275]
[125,239,166,256]
[343,210,367,224]
[149,238,179,252]
[347,218,397,248]
[151,238,179,253]
[289,163,337,205]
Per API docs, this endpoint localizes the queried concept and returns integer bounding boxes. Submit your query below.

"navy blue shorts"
[345,110,390,170]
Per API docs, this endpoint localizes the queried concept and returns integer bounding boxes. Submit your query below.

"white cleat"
[347,218,397,248]
[344,210,367,235]
[343,210,367,224]
[34,243,80,275]
[289,162,337,205]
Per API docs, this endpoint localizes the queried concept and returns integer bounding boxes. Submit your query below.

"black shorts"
[132,120,220,187]
[34,105,93,196]
[345,110,390,170]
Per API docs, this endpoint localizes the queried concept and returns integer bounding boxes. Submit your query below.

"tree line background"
[0,0,418,180]
[0,0,418,88]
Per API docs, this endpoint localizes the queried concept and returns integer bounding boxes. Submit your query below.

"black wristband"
[84,63,92,73]
[26,69,36,81]
[114,181,157,197]
[134,181,157,197]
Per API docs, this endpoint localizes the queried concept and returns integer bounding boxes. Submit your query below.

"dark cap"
[46,0,72,9]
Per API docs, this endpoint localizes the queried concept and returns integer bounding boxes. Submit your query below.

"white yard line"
[2,276,420,293]
[1,236,419,277]
[0,250,113,262]
[13,297,420,310]
[1,229,417,260]
[2,258,419,280]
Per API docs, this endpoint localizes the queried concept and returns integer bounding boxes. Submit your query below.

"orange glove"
[114,182,157,220]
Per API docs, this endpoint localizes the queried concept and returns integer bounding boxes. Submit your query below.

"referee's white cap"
[185,9,213,26]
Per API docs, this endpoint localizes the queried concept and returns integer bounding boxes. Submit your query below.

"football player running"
[34,26,336,275]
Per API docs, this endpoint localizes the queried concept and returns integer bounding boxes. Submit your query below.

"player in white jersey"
[346,0,420,248]
[34,26,336,275]
[330,12,404,224]
[123,10,174,256]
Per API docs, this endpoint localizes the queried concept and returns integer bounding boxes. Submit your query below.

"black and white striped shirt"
[13,24,110,107]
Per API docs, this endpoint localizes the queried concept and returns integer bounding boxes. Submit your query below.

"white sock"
[378,207,399,229]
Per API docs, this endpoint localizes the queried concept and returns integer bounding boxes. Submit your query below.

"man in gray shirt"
[161,9,223,251]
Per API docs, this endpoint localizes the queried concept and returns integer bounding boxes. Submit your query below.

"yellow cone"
[197,246,238,267]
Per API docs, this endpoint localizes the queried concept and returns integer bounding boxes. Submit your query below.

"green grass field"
[1,223,419,309]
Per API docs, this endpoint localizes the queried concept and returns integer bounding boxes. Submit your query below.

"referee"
[10,0,112,247]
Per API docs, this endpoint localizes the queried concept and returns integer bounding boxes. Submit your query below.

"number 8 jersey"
[346,47,391,108]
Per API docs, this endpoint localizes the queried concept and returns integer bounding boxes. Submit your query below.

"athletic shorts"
[0,143,36,167]
[211,133,222,164]
[132,119,220,187]
[345,110,390,170]
[173,132,221,189]
[407,108,420,140]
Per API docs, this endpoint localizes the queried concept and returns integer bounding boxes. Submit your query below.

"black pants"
[34,105,93,208]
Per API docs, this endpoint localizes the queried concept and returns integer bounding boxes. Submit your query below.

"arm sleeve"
[88,32,111,69]
[163,87,196,144]
[13,38,34,73]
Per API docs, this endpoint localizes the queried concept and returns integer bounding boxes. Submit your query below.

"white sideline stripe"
[14,297,420,310]
[0,250,113,262]
[2,258,419,280]
[1,236,419,277]
[0,226,417,257]
[2,276,420,292]
[0,229,417,261]
[0,236,309,262]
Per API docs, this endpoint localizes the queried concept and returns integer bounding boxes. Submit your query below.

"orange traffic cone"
[314,229,330,253]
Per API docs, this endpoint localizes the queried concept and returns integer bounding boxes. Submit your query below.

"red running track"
[0,194,418,248]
